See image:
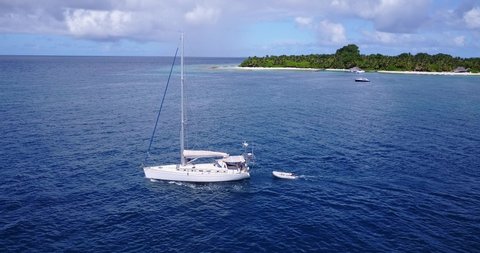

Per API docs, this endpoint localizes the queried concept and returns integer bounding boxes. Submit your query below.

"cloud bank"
[0,0,479,56]
[65,9,134,39]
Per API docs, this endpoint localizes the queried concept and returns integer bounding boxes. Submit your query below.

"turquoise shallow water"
[1,56,479,252]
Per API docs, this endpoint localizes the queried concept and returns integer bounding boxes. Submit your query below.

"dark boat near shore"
[355,77,370,82]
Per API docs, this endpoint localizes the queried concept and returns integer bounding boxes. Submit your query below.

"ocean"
[1,56,479,252]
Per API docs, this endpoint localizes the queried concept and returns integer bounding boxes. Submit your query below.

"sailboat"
[143,33,252,182]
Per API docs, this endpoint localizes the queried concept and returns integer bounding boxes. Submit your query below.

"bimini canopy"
[184,150,229,159]
[221,155,246,164]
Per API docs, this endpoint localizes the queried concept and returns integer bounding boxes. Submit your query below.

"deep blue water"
[1,56,480,252]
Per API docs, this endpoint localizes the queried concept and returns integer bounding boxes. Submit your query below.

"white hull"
[272,171,298,180]
[144,163,250,182]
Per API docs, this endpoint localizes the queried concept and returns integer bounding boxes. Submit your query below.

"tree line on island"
[240,44,480,73]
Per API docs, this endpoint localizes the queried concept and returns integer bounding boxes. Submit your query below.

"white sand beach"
[231,66,321,71]
[232,66,480,76]
[377,70,480,76]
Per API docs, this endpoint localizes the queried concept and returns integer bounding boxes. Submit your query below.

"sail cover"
[184,150,229,159]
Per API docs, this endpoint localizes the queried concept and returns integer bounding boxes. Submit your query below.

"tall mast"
[180,33,186,166]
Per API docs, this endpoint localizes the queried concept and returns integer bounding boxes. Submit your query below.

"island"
[239,44,480,73]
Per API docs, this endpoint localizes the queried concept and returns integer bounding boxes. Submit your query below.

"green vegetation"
[240,44,480,73]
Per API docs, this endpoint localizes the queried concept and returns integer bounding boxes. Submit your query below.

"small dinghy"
[272,171,298,180]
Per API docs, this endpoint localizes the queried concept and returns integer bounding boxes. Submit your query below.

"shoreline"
[232,66,480,76]
[232,66,322,71]
[376,70,480,76]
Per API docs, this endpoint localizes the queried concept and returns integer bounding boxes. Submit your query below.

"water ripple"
[1,57,479,252]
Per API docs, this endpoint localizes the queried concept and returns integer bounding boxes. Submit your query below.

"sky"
[0,0,480,57]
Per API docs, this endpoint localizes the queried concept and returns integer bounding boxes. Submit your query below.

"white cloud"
[366,0,431,33]
[454,35,465,46]
[363,31,418,45]
[0,0,478,56]
[330,0,349,9]
[185,5,220,25]
[0,8,65,34]
[464,7,480,29]
[0,0,437,40]
[326,0,431,33]
[360,30,475,55]
[316,20,346,45]
[65,9,134,39]
[369,31,396,44]
[295,16,312,27]
[294,17,346,45]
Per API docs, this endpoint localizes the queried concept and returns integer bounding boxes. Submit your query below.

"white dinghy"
[272,171,298,180]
